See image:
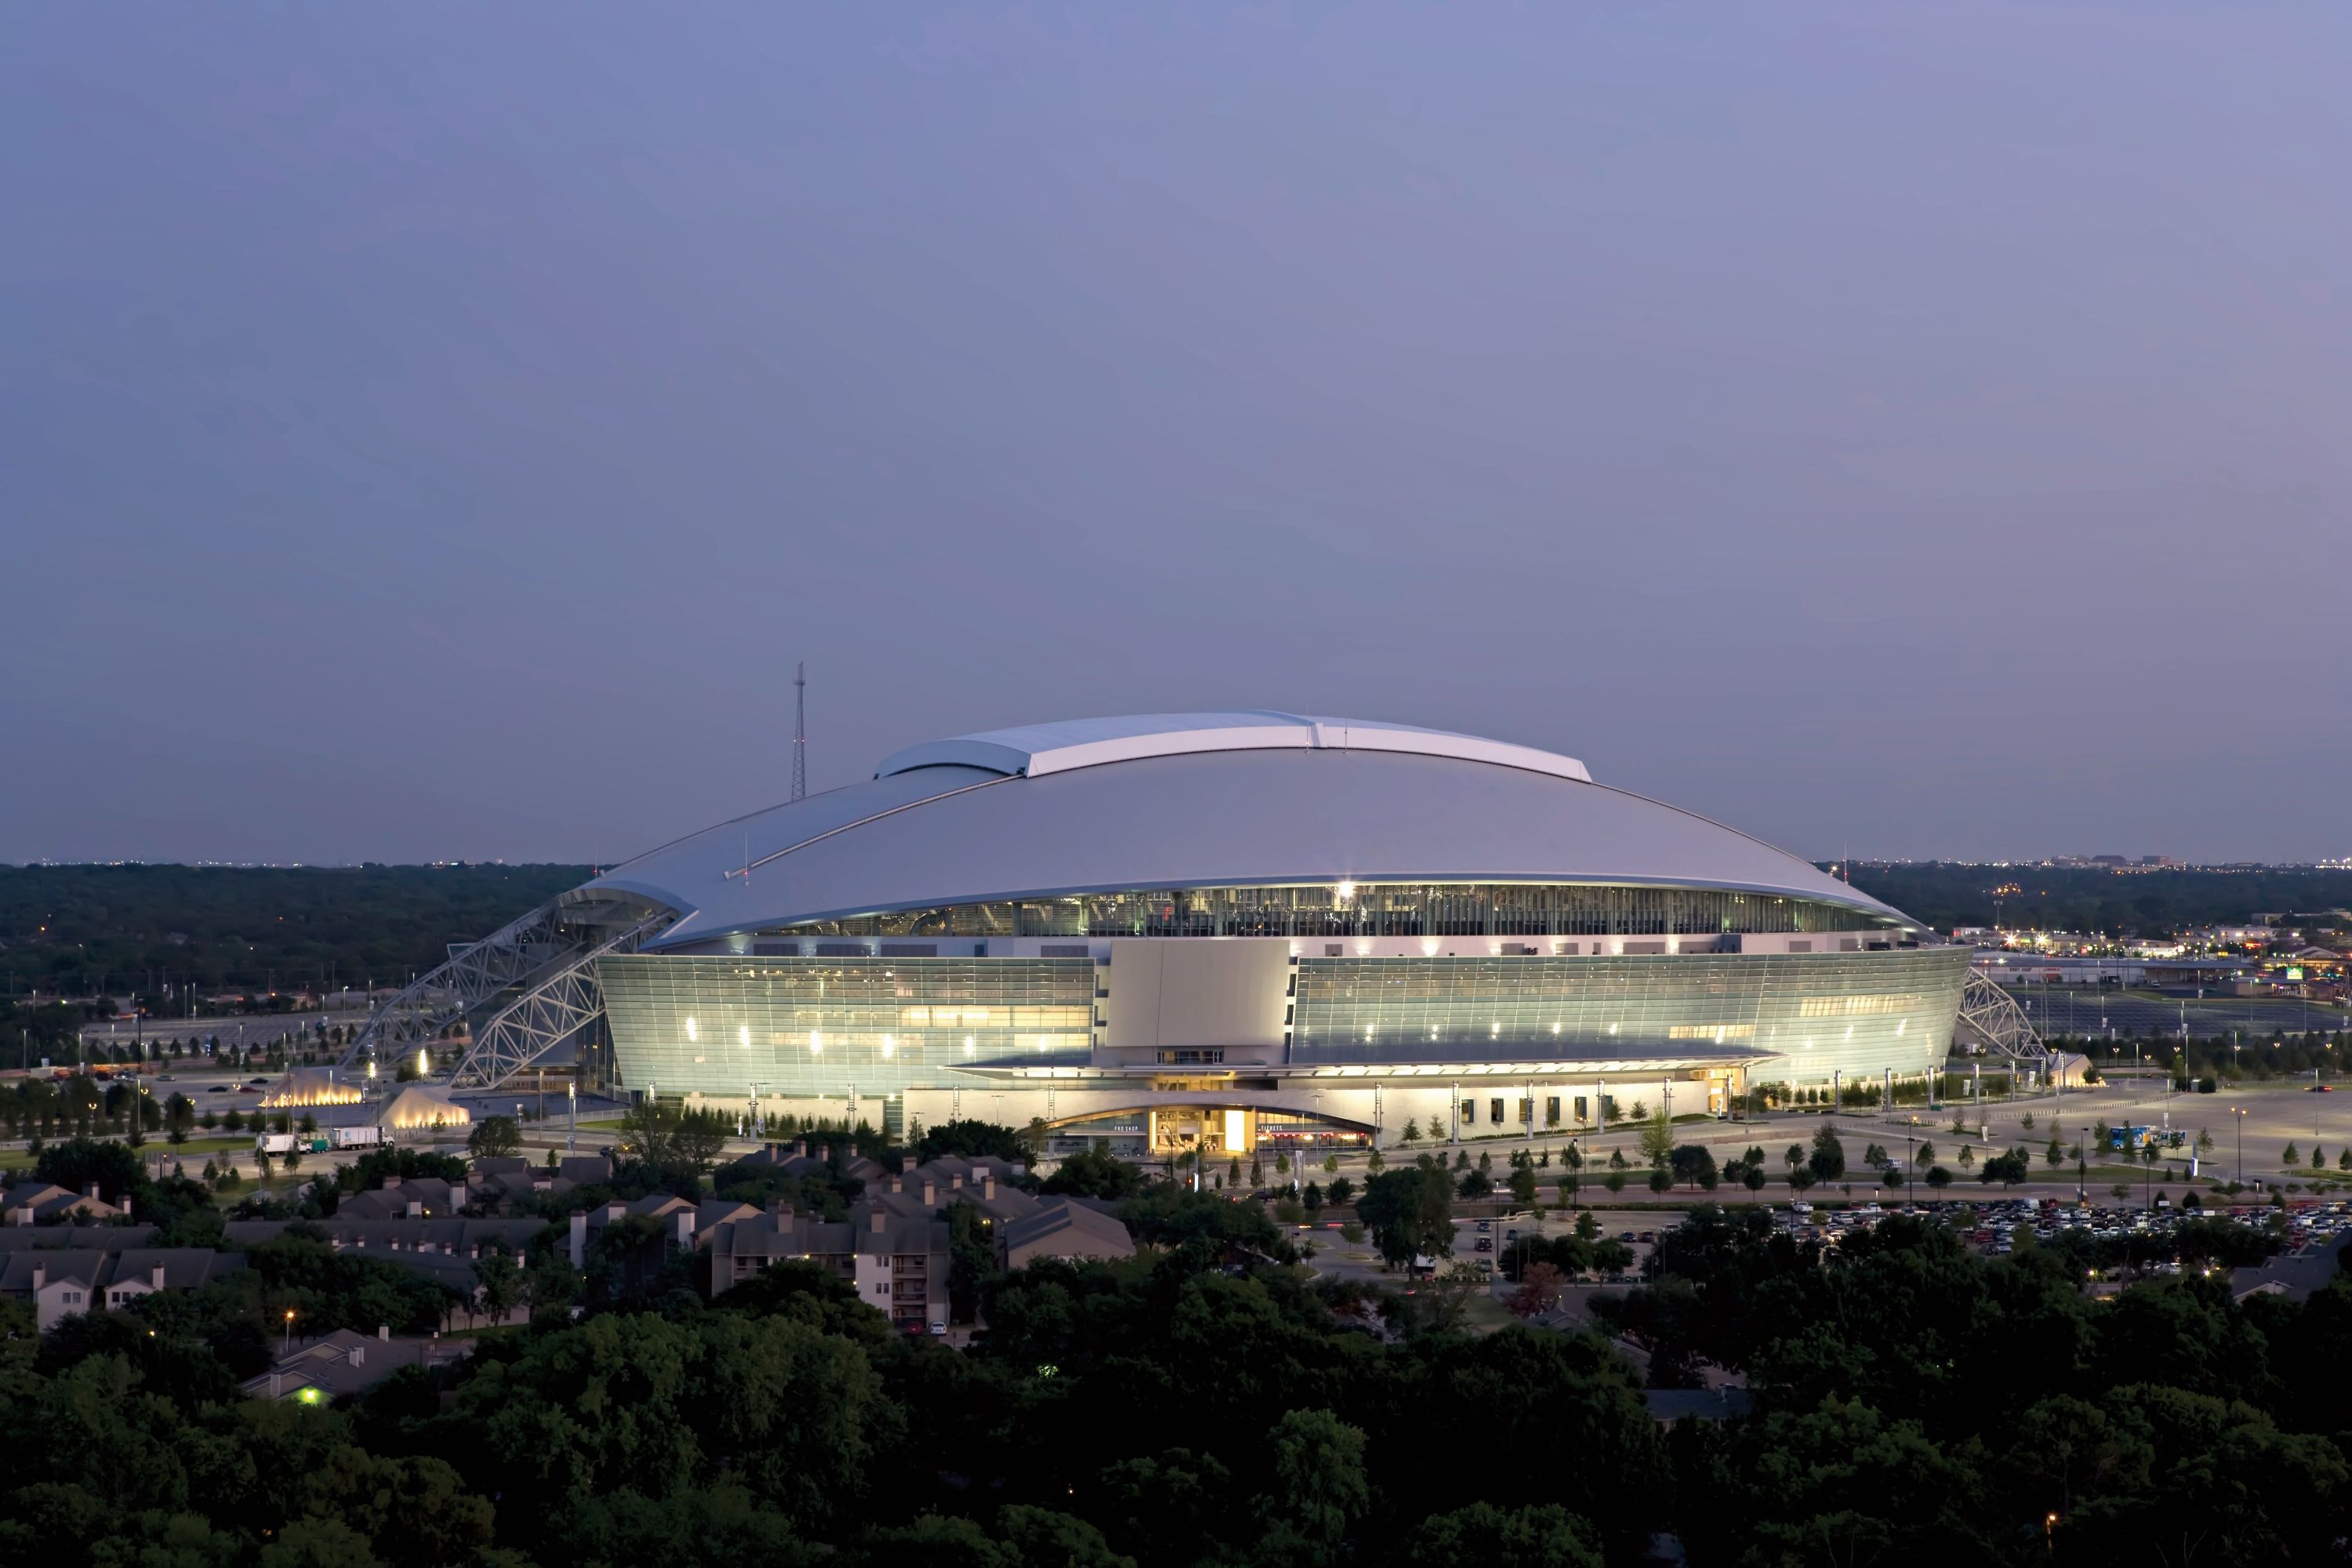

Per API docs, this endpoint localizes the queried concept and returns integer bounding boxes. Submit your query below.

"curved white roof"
[588,713,1918,949]
[875,711,1592,784]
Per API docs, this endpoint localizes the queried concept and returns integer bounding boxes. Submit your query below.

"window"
[767,882,1901,940]
[1518,1098,1533,1123]
[1573,1096,1588,1123]
[1461,1099,1476,1126]
[1488,1097,1504,1124]
[1544,1095,1560,1126]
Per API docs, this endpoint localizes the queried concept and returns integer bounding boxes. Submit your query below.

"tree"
[1401,1118,1421,1144]
[1356,1164,1454,1272]
[1807,1126,1846,1184]
[1915,1141,1936,1168]
[33,1137,143,1203]
[615,1099,731,1175]
[1405,1502,1602,1568]
[467,1115,523,1160]
[1980,1150,2031,1187]
[474,1252,523,1322]
[1639,1104,1673,1167]
[1508,1163,1539,1206]
[913,1118,1029,1164]
[2283,1143,2301,1167]
[1668,1145,1719,1190]
[1926,1166,1952,1188]
[1256,1409,1369,1566]
[1457,1168,1494,1200]
[1040,1143,1143,1200]
[1508,1262,1569,1319]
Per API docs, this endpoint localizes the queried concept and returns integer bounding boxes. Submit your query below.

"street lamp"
[282,1308,296,1354]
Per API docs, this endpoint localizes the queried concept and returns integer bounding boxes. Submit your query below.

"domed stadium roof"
[583,713,1913,948]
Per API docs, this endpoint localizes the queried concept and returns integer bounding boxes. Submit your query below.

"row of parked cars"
[1771,1194,2352,1259]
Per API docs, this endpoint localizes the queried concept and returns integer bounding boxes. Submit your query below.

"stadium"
[350,713,1975,1158]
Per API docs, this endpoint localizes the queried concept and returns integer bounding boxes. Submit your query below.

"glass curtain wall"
[598,954,1092,1099]
[1290,948,1970,1083]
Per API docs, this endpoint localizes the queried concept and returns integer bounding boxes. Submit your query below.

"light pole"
[2078,1126,2088,1203]
[2231,1105,2247,1188]
[568,1081,576,1152]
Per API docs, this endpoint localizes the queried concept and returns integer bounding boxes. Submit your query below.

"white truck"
[254,1132,331,1155]
[329,1125,386,1150]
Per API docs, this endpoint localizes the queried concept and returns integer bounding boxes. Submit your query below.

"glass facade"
[597,954,1093,1099]
[1290,949,1970,1083]
[762,882,1901,940]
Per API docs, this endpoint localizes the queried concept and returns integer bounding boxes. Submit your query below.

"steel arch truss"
[448,912,673,1091]
[1955,971,2047,1065]
[339,901,580,1072]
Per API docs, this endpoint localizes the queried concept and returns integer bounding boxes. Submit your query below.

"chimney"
[383,1175,401,1189]
[889,1175,902,1193]
[949,1172,963,1189]
[122,1194,132,1220]
[869,1205,887,1234]
[405,1200,423,1220]
[607,1203,626,1222]
[85,1183,100,1201]
[30,1265,43,1291]
[765,1142,779,1160]
[677,1210,695,1249]
[151,1263,166,1290]
[793,1139,808,1158]
[822,1144,833,1163]
[378,1324,390,1341]
[982,1174,996,1200]
[921,1180,936,1205]
[451,1182,467,1210]
[568,1210,586,1269]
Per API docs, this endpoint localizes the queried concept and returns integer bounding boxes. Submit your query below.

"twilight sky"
[5,5,2348,867]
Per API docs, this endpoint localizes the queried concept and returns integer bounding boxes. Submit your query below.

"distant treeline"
[1838,864,2352,938]
[0,862,592,1003]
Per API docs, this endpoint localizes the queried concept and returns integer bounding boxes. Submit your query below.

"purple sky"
[6,5,2348,866]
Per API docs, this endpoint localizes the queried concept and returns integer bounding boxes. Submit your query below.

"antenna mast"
[790,662,808,801]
